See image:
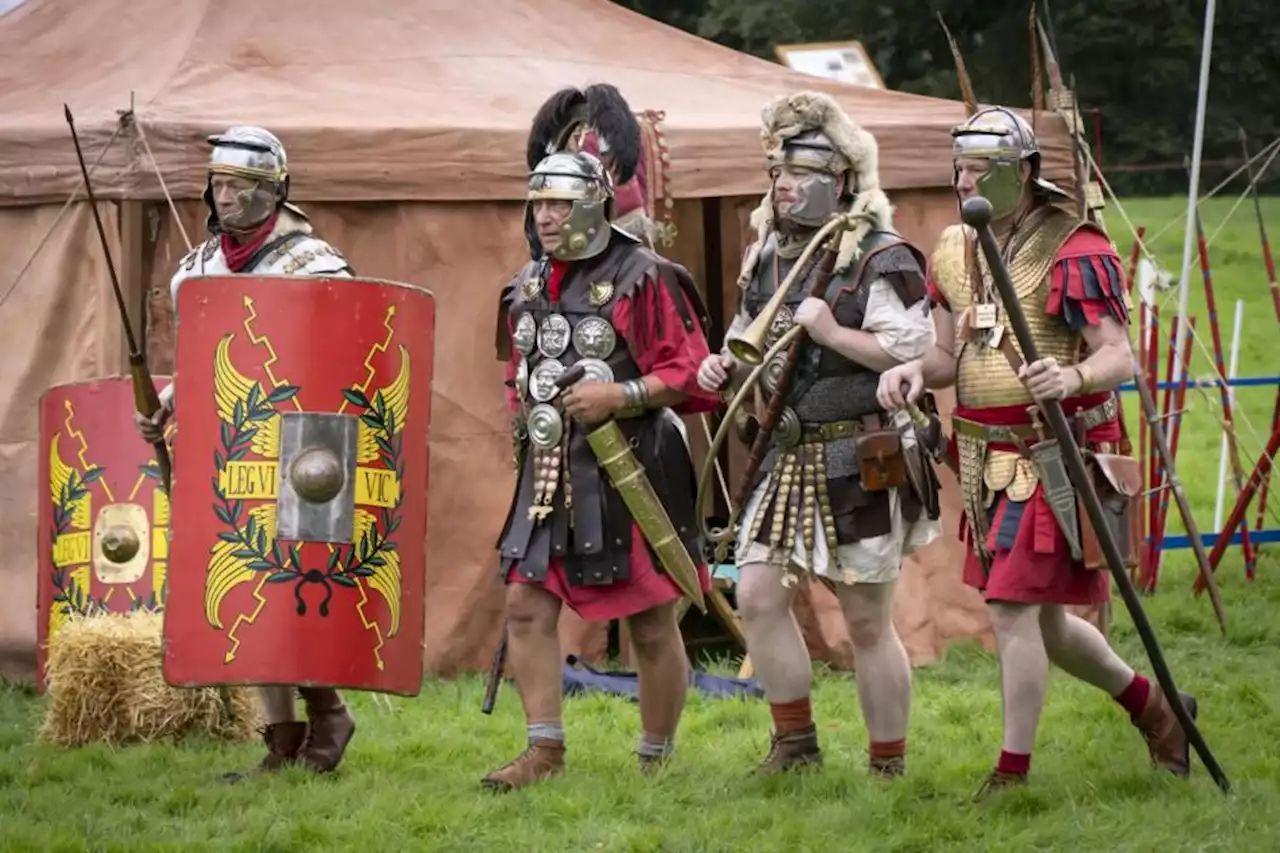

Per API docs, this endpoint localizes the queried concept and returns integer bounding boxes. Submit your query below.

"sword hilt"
[556,363,587,390]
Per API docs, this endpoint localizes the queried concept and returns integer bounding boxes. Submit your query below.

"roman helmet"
[525,150,614,262]
[201,125,294,233]
[950,106,1071,220]
[523,84,643,259]
[742,91,894,276]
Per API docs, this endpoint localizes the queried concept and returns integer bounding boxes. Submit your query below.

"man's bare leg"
[1040,604,1195,776]
[626,600,689,771]
[979,601,1048,794]
[482,582,566,791]
[835,580,911,777]
[736,561,820,773]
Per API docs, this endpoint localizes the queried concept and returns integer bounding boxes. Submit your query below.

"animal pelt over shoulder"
[740,91,896,284]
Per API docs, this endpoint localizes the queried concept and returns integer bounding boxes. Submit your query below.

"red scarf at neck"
[220,211,281,272]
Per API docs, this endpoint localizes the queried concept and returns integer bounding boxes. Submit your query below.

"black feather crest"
[526,87,588,171]
[525,83,643,184]
[583,83,641,185]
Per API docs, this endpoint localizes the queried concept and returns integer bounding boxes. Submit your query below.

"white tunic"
[161,208,352,408]
[731,277,943,585]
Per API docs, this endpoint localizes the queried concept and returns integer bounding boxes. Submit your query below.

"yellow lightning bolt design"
[346,308,398,668]
[224,575,269,663]
[338,305,397,415]
[63,400,113,502]
[127,471,149,502]
[242,295,303,412]
[215,296,299,659]
[354,578,386,670]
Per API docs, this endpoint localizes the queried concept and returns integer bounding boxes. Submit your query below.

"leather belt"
[953,396,1118,444]
[800,414,889,441]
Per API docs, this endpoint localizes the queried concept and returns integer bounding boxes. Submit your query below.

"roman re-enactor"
[135,125,358,780]
[876,106,1195,797]
[488,146,719,791]
[697,91,942,778]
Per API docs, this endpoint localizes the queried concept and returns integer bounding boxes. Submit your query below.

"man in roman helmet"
[695,91,942,778]
[487,138,719,791]
[524,83,671,253]
[134,126,358,781]
[876,106,1195,797]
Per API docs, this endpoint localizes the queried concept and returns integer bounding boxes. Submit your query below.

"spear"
[63,105,171,496]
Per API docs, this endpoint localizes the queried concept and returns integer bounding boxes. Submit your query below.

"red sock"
[870,738,906,759]
[769,697,813,733]
[1115,673,1151,719]
[996,750,1031,775]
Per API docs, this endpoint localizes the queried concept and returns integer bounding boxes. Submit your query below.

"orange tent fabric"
[0,0,1080,684]
[0,0,1073,204]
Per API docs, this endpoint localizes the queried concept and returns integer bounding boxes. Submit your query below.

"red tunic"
[928,227,1130,605]
[503,259,718,621]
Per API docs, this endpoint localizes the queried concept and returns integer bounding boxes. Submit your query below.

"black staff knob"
[961,195,994,230]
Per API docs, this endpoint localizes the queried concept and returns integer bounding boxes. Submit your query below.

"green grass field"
[3,196,1280,852]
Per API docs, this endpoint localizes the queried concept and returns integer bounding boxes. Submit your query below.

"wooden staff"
[1152,319,1196,592]
[1131,228,1148,585]
[1141,302,1161,588]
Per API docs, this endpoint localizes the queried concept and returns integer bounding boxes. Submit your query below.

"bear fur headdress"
[739,91,894,284]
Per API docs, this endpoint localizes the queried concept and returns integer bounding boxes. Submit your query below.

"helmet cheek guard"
[525,151,615,262]
[202,125,290,233]
[950,106,1070,220]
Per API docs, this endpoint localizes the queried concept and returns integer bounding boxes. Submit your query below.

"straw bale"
[39,610,261,746]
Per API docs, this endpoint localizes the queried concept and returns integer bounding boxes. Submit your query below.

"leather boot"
[972,769,1028,801]
[756,725,822,776]
[297,688,356,773]
[1134,685,1196,777]
[869,754,906,780]
[222,721,308,783]
[481,737,566,792]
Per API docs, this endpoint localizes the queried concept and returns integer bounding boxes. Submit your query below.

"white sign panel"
[775,41,885,89]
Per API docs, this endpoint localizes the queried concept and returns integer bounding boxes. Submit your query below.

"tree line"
[614,0,1280,196]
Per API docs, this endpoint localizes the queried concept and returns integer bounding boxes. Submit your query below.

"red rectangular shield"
[36,376,174,691]
[163,274,435,696]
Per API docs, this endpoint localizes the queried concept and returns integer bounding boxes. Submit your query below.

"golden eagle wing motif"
[205,504,277,629]
[49,433,91,530]
[354,508,402,636]
[357,344,411,463]
[214,334,280,457]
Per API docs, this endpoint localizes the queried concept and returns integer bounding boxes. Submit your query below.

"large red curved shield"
[36,376,174,691]
[163,274,434,696]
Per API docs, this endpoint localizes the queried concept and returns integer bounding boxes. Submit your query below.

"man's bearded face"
[771,164,843,229]
[210,174,279,232]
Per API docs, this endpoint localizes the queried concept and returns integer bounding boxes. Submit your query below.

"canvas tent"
[0,0,1079,683]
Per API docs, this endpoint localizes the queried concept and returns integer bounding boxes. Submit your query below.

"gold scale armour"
[930,207,1087,515]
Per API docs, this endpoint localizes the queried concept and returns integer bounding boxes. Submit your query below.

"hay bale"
[40,610,261,747]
